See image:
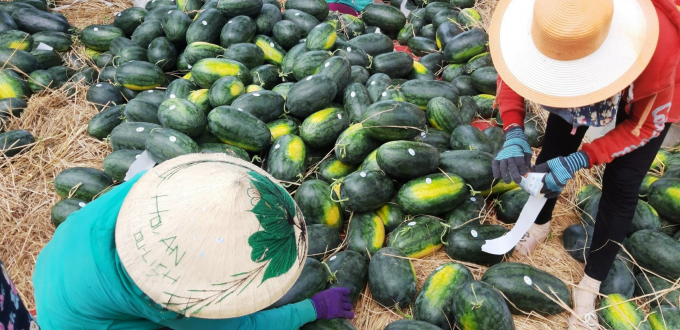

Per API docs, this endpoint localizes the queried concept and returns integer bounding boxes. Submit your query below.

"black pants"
[534,112,671,281]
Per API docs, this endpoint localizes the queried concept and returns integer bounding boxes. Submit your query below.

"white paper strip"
[519,172,547,198]
[35,43,53,51]
[400,0,411,16]
[124,150,156,181]
[482,195,547,255]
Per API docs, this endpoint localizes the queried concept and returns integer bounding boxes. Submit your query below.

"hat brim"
[489,0,659,108]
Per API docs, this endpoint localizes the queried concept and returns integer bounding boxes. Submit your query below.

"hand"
[310,287,355,320]
[533,152,590,199]
[492,126,533,184]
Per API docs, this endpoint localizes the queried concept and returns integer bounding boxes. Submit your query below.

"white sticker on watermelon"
[254,93,260,97]
[94,27,99,32]
[337,114,342,119]
[382,92,387,97]
[408,222,416,226]
[351,92,356,98]
[169,136,176,142]
[274,144,280,149]
[78,202,86,208]
[170,94,176,98]
[96,84,102,87]
[187,64,192,69]
[202,21,207,26]
[426,178,432,184]
[471,230,478,238]
[470,197,476,202]
[269,42,274,47]
[136,127,144,132]
[360,171,366,177]
[408,149,415,156]
[329,256,337,261]
[524,276,533,286]
[346,47,352,52]
[170,105,176,110]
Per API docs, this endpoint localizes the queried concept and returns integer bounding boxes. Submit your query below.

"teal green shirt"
[33,172,317,330]
[326,0,374,11]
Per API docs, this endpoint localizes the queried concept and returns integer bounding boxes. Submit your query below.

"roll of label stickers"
[481,173,547,255]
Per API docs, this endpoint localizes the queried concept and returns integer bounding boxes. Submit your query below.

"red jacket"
[496,0,680,167]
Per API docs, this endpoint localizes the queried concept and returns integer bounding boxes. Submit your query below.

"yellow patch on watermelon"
[413,62,428,75]
[187,88,208,104]
[326,159,356,176]
[324,33,337,50]
[230,82,244,96]
[202,60,241,77]
[423,265,456,302]
[286,137,306,163]
[306,108,336,124]
[182,72,193,80]
[246,85,263,93]
[269,124,292,141]
[371,214,385,249]
[409,243,443,259]
[600,294,645,329]
[8,41,29,51]
[323,203,342,229]
[409,177,464,200]
[122,83,162,91]
[375,204,391,226]
[255,39,284,65]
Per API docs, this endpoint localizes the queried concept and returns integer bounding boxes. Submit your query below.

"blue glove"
[492,126,533,184]
[533,152,590,199]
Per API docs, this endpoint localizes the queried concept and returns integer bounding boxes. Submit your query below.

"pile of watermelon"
[1,0,678,328]
[0,0,88,159]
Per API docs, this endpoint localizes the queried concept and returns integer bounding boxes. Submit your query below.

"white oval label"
[295,13,300,16]
[167,10,172,14]
[147,90,153,93]
[370,81,376,85]
[346,47,352,52]
[350,92,356,98]
[421,132,426,137]
[471,230,478,237]
[169,105,176,110]
[135,155,140,159]
[360,171,366,177]
[78,202,86,208]
[426,178,432,184]
[274,144,280,149]
[306,76,313,81]
[408,221,416,226]
[202,21,207,25]
[337,114,342,119]
[96,84,102,87]
[470,197,477,202]
[136,127,144,132]
[325,62,330,67]
[93,27,99,31]
[382,92,387,97]
[329,256,337,261]
[269,42,275,47]
[187,64,192,69]
[254,93,260,97]
[169,94,176,98]
[169,136,177,142]
[524,276,533,286]
[408,148,415,156]
[237,108,243,111]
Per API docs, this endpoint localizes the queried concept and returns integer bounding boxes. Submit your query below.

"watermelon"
[216,0,262,17]
[267,134,306,182]
[324,250,368,304]
[413,263,473,329]
[436,22,464,50]
[368,247,417,309]
[347,211,385,259]
[54,167,113,201]
[626,230,680,279]
[250,64,280,90]
[400,80,459,110]
[452,281,516,330]
[268,118,299,140]
[376,141,440,179]
[0,30,32,51]
[299,107,350,148]
[306,22,336,51]
[255,4,282,36]
[439,150,494,191]
[186,8,225,44]
[444,195,485,229]
[231,90,285,122]
[86,82,125,110]
[286,74,338,118]
[282,9,320,38]
[361,101,427,142]
[51,198,86,228]
[317,56,351,93]
[494,188,530,224]
[190,58,251,89]
[272,20,301,50]
[444,28,488,64]
[581,193,601,226]
[135,89,166,106]
[293,50,332,81]
[338,14,365,39]
[115,61,166,91]
[220,16,257,48]
[562,223,594,263]
[271,258,329,308]
[397,173,467,215]
[0,129,34,156]
[387,215,447,258]
[634,273,680,308]
[224,43,265,69]
[374,199,405,233]
[317,155,358,183]
[640,174,661,198]
[482,262,572,315]
[348,33,394,57]
[208,76,245,107]
[349,66,370,85]
[446,224,511,266]
[207,106,271,152]
[295,179,343,229]
[630,200,661,234]
[110,122,161,151]
[157,98,207,137]
[648,178,680,224]
[81,25,125,51]
[340,170,394,212]
[307,224,342,260]
[450,125,494,154]
[407,36,438,57]
[162,10,191,43]
[343,83,371,122]
[599,293,651,330]
[648,306,680,330]
[145,127,199,163]
[87,105,123,139]
[334,123,381,165]
[253,35,287,66]
[600,257,635,298]
[123,98,160,124]
[366,73,392,103]
[102,149,143,182]
[198,143,249,161]
[27,70,55,93]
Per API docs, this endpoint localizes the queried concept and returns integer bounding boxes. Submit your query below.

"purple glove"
[310,287,355,320]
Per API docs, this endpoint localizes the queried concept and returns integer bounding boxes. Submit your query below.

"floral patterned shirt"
[1,260,39,330]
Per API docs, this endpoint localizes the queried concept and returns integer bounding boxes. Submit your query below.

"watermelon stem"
[393,304,412,319]
[470,283,485,310]
[321,262,338,284]
[466,184,481,196]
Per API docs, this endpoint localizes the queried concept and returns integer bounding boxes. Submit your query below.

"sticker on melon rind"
[329,256,336,261]
[169,136,176,142]
[274,144,280,149]
[470,197,476,202]
[351,92,356,97]
[360,171,366,177]
[408,222,416,226]
[524,276,532,286]
[136,127,144,132]
[408,148,415,156]
[425,178,432,184]
[337,114,342,119]
[78,202,86,208]
[471,230,478,237]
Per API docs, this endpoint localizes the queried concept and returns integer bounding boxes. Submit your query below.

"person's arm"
[581,88,673,167]
[159,299,317,330]
[495,76,527,132]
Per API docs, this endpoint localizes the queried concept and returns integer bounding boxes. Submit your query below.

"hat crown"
[531,0,614,60]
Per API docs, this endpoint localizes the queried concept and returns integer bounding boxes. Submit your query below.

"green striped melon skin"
[634,273,680,308]
[347,211,385,259]
[472,94,496,118]
[446,225,511,267]
[266,134,307,182]
[384,320,443,330]
[300,107,350,148]
[216,0,262,17]
[51,198,86,228]
[376,141,439,179]
[439,150,494,192]
[374,198,404,233]
[367,73,391,103]
[387,215,447,258]
[31,50,62,71]
[131,20,164,48]
[122,98,159,124]
[280,43,307,82]
[444,28,488,64]
[444,196,485,230]
[0,70,30,100]
[649,306,680,330]
[250,64,280,90]
[482,262,572,315]
[379,89,406,102]
[465,52,492,74]
[162,10,191,44]
[458,8,481,28]
[293,50,332,81]
[362,3,406,32]
[626,230,680,280]
[208,76,244,107]
[397,23,415,45]
[88,104,123,139]
[281,9,320,38]
[630,200,661,234]
[361,101,427,142]
[452,281,516,330]
[207,105,271,152]
[255,3,281,36]
[408,61,435,81]
[271,257,329,308]
[0,29,32,51]
[343,83,371,122]
[306,22,336,51]
[340,170,395,212]
[442,63,465,82]
[81,25,125,51]
[0,12,18,33]
[599,294,651,330]
[295,179,343,229]
[413,262,474,330]
[317,155,358,183]
[190,58,252,89]
[317,56,351,93]
[348,33,394,57]
[471,66,497,95]
[334,123,381,165]
[198,143,249,161]
[183,41,226,65]
[271,82,295,100]
[0,129,34,156]
[600,257,635,298]
[145,127,199,163]
[224,43,264,70]
[157,98,207,137]
[186,8,224,43]
[307,224,342,260]
[371,52,414,79]
[285,0,328,21]
[147,37,177,70]
[54,167,113,201]
[103,149,143,182]
[113,7,147,36]
[436,22,464,50]
[109,36,132,56]
[253,35,287,66]
[427,97,463,134]
[397,173,466,215]
[286,74,338,118]
[324,250,368,305]
[300,319,356,330]
[273,20,301,50]
[267,118,299,140]
[648,178,680,223]
[110,122,161,151]
[349,66,370,85]
[407,37,437,57]
[368,247,417,309]
[31,31,72,52]
[432,9,458,30]
[220,16,257,48]
[116,46,148,65]
[115,61,166,91]
[494,188,530,224]
[186,88,211,115]
[165,78,196,100]
[231,90,285,123]
[450,125,494,154]
[0,48,36,74]
[640,174,660,198]
[86,82,125,111]
[134,89,166,106]
[401,80,459,110]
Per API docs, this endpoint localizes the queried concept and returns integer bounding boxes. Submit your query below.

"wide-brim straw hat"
[489,0,659,108]
[115,153,307,319]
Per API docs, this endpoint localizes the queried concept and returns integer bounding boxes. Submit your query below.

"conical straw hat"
[489,0,659,108]
[115,153,307,319]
